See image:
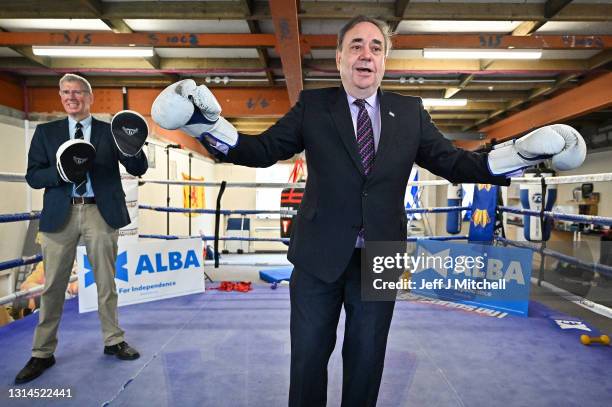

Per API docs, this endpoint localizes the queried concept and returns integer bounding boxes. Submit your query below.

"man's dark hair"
[337,15,393,56]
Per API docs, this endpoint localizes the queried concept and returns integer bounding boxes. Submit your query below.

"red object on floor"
[212,281,252,292]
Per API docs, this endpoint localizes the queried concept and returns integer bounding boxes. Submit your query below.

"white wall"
[554,150,612,218]
[0,118,30,296]
[138,141,216,239]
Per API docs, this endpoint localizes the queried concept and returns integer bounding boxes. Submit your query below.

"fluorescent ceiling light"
[32,46,154,58]
[422,99,467,107]
[423,48,542,60]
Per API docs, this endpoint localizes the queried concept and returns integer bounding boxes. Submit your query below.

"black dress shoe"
[104,341,140,360]
[14,356,55,384]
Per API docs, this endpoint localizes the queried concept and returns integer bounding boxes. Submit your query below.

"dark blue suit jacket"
[215,87,509,282]
[26,117,148,232]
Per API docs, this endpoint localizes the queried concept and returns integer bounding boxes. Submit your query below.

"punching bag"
[446,183,463,234]
[519,169,557,241]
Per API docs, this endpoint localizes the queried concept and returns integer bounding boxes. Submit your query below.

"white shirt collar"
[68,115,92,128]
[346,90,378,109]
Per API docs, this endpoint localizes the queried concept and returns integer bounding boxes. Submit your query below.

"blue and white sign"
[411,240,533,316]
[77,238,205,313]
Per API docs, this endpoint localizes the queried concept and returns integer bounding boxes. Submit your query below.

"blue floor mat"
[259,267,293,283]
[1,287,611,406]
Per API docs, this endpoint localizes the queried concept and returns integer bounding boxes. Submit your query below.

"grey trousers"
[32,204,125,358]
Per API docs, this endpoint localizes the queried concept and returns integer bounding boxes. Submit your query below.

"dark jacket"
[218,87,509,282]
[26,117,148,232]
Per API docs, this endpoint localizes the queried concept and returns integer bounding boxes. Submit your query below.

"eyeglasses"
[59,90,89,97]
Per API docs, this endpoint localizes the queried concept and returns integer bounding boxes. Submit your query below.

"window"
[255,164,293,219]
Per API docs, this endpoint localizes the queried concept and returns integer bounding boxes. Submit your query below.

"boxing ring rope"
[1,170,612,313]
[499,207,612,227]
[0,275,78,307]
[139,205,299,216]
[496,236,612,277]
[0,212,40,223]
[4,171,612,187]
[0,255,43,273]
[138,205,470,216]
[496,236,612,319]
[139,179,454,188]
[138,233,468,243]
[510,173,612,185]
[0,172,27,183]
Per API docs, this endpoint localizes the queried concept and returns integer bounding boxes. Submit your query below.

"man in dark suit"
[152,15,585,407]
[15,74,148,384]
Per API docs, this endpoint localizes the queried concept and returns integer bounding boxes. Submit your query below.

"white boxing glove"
[487,124,586,176]
[151,79,238,148]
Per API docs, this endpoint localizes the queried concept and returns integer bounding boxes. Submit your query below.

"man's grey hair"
[59,73,92,94]
[337,15,393,56]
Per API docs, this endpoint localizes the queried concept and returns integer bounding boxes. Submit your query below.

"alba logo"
[84,251,128,288]
[73,156,89,165]
[135,249,201,275]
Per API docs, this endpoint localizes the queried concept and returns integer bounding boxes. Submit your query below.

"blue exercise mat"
[259,267,293,283]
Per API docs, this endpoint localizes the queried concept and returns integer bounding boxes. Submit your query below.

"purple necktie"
[354,99,375,175]
[354,99,375,242]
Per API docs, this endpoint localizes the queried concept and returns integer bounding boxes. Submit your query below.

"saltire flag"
[405,167,421,220]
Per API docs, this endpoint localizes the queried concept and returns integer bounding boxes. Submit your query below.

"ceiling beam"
[392,90,530,101]
[0,57,265,72]
[0,32,278,48]
[545,0,575,19]
[1,32,610,50]
[389,0,411,32]
[0,27,51,68]
[79,0,153,70]
[11,46,52,68]
[129,87,292,118]
[430,113,489,120]
[479,72,612,143]
[297,2,611,21]
[512,0,574,36]
[269,0,302,106]
[1,55,593,75]
[1,1,610,21]
[464,49,612,131]
[2,83,525,121]
[512,22,541,37]
[76,0,133,33]
[444,74,474,99]
[373,58,588,72]
[242,0,275,86]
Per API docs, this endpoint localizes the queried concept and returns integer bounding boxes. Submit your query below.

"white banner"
[77,238,204,313]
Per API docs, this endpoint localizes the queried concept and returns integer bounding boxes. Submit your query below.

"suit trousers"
[289,249,396,407]
[32,204,124,358]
